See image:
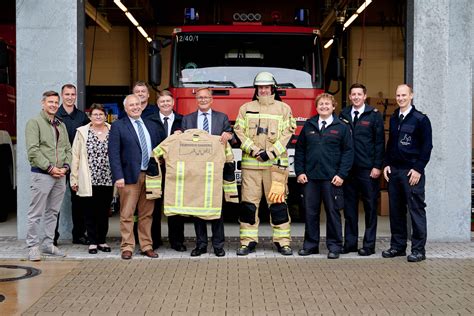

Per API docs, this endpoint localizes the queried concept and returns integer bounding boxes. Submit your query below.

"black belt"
[257,127,268,135]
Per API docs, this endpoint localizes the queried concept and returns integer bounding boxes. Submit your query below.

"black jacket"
[384,105,432,173]
[294,115,354,180]
[148,111,183,141]
[339,104,385,169]
[56,105,90,145]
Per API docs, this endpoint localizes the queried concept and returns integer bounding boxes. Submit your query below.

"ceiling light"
[324,38,334,49]
[113,0,128,12]
[356,0,373,14]
[125,12,139,26]
[137,26,149,39]
[343,14,358,30]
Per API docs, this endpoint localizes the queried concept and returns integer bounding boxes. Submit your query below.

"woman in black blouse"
[70,104,113,254]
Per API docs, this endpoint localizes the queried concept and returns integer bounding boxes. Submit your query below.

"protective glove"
[267,165,289,203]
[258,150,270,162]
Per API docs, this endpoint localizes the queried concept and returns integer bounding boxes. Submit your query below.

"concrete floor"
[1,211,473,315]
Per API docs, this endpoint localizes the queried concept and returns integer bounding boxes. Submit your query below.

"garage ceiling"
[0,1,405,34]
[86,0,405,29]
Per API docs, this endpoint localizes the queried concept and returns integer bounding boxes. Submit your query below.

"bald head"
[124,94,142,119]
[395,84,414,111]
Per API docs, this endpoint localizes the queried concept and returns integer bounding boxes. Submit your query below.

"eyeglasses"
[196,96,212,101]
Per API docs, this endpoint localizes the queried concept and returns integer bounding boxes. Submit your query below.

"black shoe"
[298,248,319,256]
[236,242,257,256]
[341,246,357,254]
[153,239,164,249]
[88,245,98,254]
[407,251,426,262]
[97,244,111,252]
[190,247,207,257]
[279,245,293,256]
[358,248,375,256]
[53,240,58,246]
[327,251,340,259]
[382,248,406,258]
[171,244,187,252]
[214,248,225,257]
[73,236,90,245]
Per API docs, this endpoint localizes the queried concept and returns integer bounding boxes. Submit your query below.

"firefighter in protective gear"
[234,71,296,256]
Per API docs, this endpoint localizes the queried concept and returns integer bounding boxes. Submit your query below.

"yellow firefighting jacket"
[153,129,236,220]
[234,95,296,169]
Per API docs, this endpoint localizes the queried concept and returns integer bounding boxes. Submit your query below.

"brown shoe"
[141,249,159,258]
[121,250,132,260]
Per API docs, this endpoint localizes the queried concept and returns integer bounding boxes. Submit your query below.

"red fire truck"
[0,24,16,222]
[151,24,325,183]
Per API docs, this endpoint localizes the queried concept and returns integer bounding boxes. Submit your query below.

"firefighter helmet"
[253,72,277,86]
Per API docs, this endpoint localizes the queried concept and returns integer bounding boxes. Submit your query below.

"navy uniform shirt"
[56,105,90,145]
[294,115,354,180]
[339,104,385,169]
[384,105,432,174]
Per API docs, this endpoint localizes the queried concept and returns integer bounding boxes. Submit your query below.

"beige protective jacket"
[234,95,296,169]
[153,129,234,220]
[70,122,111,197]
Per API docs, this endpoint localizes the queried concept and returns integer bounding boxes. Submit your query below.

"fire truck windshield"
[172,32,322,89]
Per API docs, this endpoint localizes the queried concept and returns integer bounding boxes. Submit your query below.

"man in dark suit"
[181,87,233,257]
[148,90,186,251]
[109,94,162,259]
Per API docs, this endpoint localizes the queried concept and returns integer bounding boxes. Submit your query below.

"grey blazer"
[181,110,232,136]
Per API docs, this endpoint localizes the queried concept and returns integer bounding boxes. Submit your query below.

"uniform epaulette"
[412,110,426,120]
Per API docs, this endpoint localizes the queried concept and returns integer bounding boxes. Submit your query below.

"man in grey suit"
[181,87,233,257]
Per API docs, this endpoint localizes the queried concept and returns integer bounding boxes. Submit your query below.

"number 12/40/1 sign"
[178,34,199,42]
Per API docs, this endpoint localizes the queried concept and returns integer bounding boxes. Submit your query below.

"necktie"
[321,120,327,132]
[163,117,169,137]
[399,114,404,123]
[353,111,359,126]
[135,120,149,169]
[202,113,209,133]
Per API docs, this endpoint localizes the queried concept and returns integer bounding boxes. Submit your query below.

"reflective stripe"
[153,145,164,157]
[240,228,258,238]
[272,228,291,238]
[290,117,297,130]
[204,162,214,209]
[223,182,238,193]
[175,161,184,207]
[273,140,286,156]
[164,206,221,217]
[245,113,283,120]
[235,118,246,128]
[279,157,289,167]
[241,138,254,153]
[146,178,162,188]
[241,155,288,168]
[225,145,233,157]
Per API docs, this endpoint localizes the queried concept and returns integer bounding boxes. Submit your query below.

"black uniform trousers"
[150,165,185,249]
[302,179,343,253]
[343,168,379,250]
[151,198,186,249]
[54,179,87,242]
[194,215,225,250]
[81,185,113,245]
[388,167,427,253]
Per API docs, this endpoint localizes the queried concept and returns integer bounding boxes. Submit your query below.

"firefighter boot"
[275,242,293,256]
[236,241,257,256]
